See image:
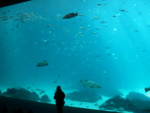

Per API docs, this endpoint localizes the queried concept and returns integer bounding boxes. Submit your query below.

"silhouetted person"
[54,86,65,113]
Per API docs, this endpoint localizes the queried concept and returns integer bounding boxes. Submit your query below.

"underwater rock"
[99,95,138,112]
[99,95,150,112]
[30,92,40,101]
[40,94,51,103]
[36,61,48,67]
[2,88,40,101]
[126,92,150,101]
[35,88,45,94]
[66,91,102,103]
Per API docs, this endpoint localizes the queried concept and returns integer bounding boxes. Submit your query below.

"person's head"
[56,86,61,91]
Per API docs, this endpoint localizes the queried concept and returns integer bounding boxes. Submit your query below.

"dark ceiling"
[0,0,31,8]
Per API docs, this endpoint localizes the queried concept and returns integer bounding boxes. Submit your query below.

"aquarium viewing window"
[0,0,150,112]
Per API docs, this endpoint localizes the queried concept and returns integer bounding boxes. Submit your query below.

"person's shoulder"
[63,91,65,95]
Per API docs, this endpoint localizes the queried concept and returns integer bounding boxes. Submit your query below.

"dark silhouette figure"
[54,86,65,113]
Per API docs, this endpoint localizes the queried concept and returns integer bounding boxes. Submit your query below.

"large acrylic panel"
[0,0,150,112]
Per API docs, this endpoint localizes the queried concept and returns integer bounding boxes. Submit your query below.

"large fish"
[63,12,78,19]
[36,61,48,67]
[80,80,101,89]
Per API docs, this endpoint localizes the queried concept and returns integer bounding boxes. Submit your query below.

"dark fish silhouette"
[80,80,101,89]
[37,61,48,67]
[63,12,78,19]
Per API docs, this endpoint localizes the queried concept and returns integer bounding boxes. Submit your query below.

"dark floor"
[0,96,119,113]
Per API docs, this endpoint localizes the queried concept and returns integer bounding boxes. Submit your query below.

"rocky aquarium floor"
[0,86,150,113]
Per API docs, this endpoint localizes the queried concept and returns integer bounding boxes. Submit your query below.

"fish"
[63,12,78,19]
[79,27,84,29]
[36,61,48,67]
[119,9,128,12]
[93,17,100,19]
[145,87,150,92]
[80,80,101,89]
[97,4,102,6]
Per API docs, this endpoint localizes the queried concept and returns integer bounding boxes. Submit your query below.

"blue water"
[1,0,150,112]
